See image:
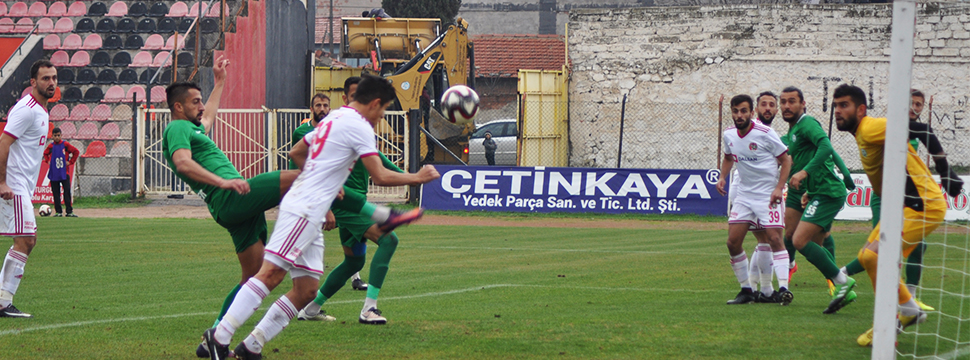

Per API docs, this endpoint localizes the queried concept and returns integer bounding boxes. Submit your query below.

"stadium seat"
[90,51,110,66]
[76,122,99,139]
[166,1,187,17]
[102,34,122,49]
[8,2,28,17]
[14,19,33,33]
[51,50,70,66]
[108,140,129,156]
[148,2,167,17]
[111,51,131,66]
[123,34,143,49]
[0,19,13,34]
[59,122,77,139]
[72,18,93,33]
[49,104,69,121]
[200,18,218,33]
[178,18,193,33]
[27,2,46,17]
[206,3,224,17]
[47,2,66,16]
[149,85,166,103]
[151,52,172,67]
[142,34,163,50]
[66,1,85,17]
[129,51,151,67]
[139,68,158,83]
[136,18,155,33]
[184,35,204,49]
[61,87,82,102]
[81,140,106,157]
[52,18,73,34]
[67,51,89,67]
[81,33,102,50]
[96,69,117,84]
[82,87,104,103]
[60,34,81,50]
[176,52,192,67]
[74,68,96,84]
[68,103,91,121]
[163,34,183,50]
[115,18,136,33]
[117,68,137,84]
[20,87,30,99]
[57,68,74,84]
[111,104,132,120]
[43,34,61,50]
[90,104,112,121]
[102,85,125,102]
[36,18,54,33]
[87,2,107,16]
[96,122,119,140]
[157,17,175,33]
[119,123,131,139]
[95,18,115,33]
[0,3,7,17]
[157,69,172,84]
[128,2,147,17]
[126,86,146,103]
[106,1,126,16]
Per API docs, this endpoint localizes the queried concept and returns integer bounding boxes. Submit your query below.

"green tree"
[380,0,462,24]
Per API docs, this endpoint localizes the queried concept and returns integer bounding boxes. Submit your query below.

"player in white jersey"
[201,75,440,360]
[0,60,57,318]
[716,94,793,306]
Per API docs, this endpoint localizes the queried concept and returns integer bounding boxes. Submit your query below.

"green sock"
[797,242,840,279]
[844,258,865,276]
[314,254,366,305]
[870,194,881,228]
[368,233,398,290]
[905,242,927,286]
[823,235,836,262]
[212,283,242,328]
[784,236,797,264]
[366,286,381,300]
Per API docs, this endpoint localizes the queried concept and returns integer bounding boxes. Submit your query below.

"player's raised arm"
[831,151,856,191]
[362,156,439,186]
[171,148,249,194]
[200,55,229,134]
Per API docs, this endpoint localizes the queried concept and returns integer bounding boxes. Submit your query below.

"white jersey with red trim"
[281,106,378,221]
[722,121,787,198]
[4,94,49,195]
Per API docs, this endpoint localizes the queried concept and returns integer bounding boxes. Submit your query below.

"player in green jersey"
[777,86,858,314]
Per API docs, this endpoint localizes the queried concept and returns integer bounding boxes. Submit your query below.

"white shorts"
[264,211,324,280]
[728,172,764,231]
[729,194,784,229]
[1,194,36,237]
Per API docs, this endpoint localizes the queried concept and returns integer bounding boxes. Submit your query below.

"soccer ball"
[440,85,479,126]
[38,205,52,217]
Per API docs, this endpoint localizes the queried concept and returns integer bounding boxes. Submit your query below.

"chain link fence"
[54,101,136,199]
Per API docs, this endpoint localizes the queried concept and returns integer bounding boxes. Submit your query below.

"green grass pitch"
[0,217,966,359]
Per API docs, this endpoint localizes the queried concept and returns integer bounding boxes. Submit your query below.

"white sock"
[244,295,298,354]
[215,278,269,345]
[352,272,361,281]
[730,252,750,289]
[302,292,323,317]
[900,297,920,317]
[757,244,774,295]
[772,251,790,289]
[832,271,848,285]
[0,248,28,309]
[747,250,760,290]
[371,206,391,223]
[907,284,917,297]
[362,297,378,315]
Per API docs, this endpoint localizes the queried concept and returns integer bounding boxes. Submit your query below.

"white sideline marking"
[0,284,716,336]
[937,346,970,360]
[408,245,722,256]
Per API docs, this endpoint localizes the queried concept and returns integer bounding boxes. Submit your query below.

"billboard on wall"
[421,166,728,216]
[836,174,970,222]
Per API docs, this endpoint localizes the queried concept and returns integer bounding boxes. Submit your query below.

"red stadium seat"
[75,122,99,140]
[66,1,85,17]
[128,51,152,67]
[61,33,82,50]
[187,2,207,17]
[52,18,73,33]
[59,122,77,139]
[106,1,126,16]
[14,19,33,33]
[142,34,163,50]
[68,51,90,67]
[81,34,102,50]
[206,3,224,17]
[43,34,61,50]
[149,85,166,103]
[0,3,7,17]
[36,18,54,33]
[111,104,132,120]
[102,85,125,103]
[47,1,67,17]
[163,35,184,50]
[8,2,28,17]
[96,122,119,140]
[81,140,106,158]
[49,104,69,121]
[27,2,46,17]
[150,52,171,67]
[126,85,146,102]
[90,104,111,121]
[108,141,129,156]
[0,19,13,34]
[166,1,187,17]
[50,50,70,66]
[68,103,91,121]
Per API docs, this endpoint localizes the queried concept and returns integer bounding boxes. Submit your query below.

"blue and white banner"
[420,166,728,216]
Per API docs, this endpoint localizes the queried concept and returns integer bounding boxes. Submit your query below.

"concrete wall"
[568,4,970,169]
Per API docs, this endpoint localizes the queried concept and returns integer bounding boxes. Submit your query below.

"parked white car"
[467,119,517,166]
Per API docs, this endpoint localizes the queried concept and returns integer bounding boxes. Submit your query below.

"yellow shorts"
[868,206,945,258]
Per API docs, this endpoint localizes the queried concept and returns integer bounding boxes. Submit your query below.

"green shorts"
[333,207,374,247]
[800,194,846,233]
[209,171,282,253]
[785,189,806,213]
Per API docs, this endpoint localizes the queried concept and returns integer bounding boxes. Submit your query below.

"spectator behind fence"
[43,127,79,217]
[483,131,497,165]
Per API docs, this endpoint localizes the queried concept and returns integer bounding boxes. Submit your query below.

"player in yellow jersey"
[832,84,964,346]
